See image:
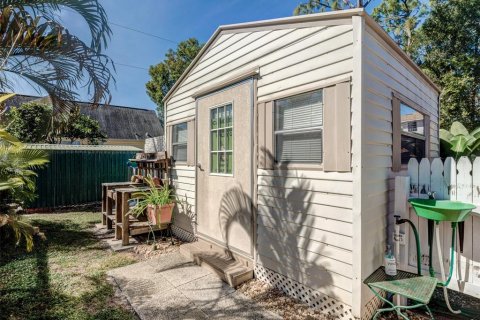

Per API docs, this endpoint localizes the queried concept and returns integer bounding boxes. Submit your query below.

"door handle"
[196,162,202,169]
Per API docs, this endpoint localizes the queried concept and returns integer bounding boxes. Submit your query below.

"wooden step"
[180,241,253,287]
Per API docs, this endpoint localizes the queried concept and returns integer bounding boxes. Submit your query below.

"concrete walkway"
[108,252,282,320]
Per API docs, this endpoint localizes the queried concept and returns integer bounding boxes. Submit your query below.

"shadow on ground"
[0,212,137,320]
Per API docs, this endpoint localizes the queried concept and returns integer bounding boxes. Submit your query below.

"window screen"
[172,122,187,162]
[274,90,323,163]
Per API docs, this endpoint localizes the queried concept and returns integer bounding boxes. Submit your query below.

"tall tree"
[0,0,115,115]
[419,0,480,131]
[293,0,373,14]
[6,102,107,145]
[146,38,203,128]
[6,102,51,143]
[61,109,106,145]
[372,0,428,58]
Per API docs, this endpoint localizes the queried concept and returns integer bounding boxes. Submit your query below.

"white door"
[196,80,253,256]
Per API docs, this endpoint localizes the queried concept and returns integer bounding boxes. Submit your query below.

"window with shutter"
[172,122,188,162]
[274,90,323,163]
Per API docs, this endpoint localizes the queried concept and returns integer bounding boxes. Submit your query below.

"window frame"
[392,91,431,171]
[172,122,188,163]
[209,101,234,176]
[273,89,324,165]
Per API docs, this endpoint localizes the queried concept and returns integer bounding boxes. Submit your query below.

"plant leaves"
[450,121,469,136]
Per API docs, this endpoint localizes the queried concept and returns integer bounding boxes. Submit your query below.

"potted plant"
[129,175,175,226]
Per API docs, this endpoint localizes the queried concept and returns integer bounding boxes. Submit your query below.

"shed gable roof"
[164,8,439,103]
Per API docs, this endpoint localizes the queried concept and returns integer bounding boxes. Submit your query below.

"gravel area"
[237,279,335,320]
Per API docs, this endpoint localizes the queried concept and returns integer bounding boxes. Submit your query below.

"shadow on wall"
[170,170,196,237]
[218,147,334,299]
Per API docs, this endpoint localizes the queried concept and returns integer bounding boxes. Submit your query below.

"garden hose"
[435,222,461,314]
[395,216,422,275]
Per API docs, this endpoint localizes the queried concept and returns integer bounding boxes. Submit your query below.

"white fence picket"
[399,157,480,296]
[456,157,473,283]
[430,158,445,270]
[418,158,431,268]
[407,158,420,267]
[473,158,480,286]
[443,157,457,268]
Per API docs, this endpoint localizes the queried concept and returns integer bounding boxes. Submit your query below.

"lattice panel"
[254,265,356,320]
[171,225,196,242]
[362,294,384,320]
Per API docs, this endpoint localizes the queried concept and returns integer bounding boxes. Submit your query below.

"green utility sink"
[408,198,476,222]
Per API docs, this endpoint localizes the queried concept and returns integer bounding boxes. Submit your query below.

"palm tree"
[0,0,115,115]
[0,128,49,251]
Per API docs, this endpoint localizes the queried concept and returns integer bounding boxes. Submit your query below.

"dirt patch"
[237,279,335,320]
[131,236,183,260]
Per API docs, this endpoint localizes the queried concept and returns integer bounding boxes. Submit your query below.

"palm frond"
[0,0,111,51]
[0,3,114,115]
[0,213,34,251]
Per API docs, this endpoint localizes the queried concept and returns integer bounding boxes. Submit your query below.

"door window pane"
[218,106,225,128]
[226,128,233,150]
[211,108,218,129]
[226,152,233,174]
[211,153,218,172]
[226,105,233,127]
[211,131,218,151]
[210,103,233,174]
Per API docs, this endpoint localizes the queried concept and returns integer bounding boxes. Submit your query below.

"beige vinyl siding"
[256,169,354,304]
[170,166,196,233]
[166,24,356,306]
[357,23,439,315]
[166,25,354,122]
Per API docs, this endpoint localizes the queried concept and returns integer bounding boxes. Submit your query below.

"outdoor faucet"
[428,191,436,200]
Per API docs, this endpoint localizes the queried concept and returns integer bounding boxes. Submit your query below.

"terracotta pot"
[147,203,174,225]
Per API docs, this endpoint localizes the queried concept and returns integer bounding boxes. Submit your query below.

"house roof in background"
[77,102,162,140]
[2,94,163,140]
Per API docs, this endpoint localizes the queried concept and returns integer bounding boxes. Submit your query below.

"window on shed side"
[274,90,323,163]
[172,122,188,162]
[400,103,426,164]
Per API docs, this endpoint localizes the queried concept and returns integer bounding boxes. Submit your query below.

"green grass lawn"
[0,212,139,320]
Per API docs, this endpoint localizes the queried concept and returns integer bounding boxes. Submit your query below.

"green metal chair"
[364,267,437,320]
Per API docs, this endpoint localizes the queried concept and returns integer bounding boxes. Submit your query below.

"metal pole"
[357,0,363,8]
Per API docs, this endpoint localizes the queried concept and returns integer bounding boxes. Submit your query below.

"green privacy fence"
[27,144,140,209]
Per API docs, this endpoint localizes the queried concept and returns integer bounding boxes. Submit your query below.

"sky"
[14,0,381,111]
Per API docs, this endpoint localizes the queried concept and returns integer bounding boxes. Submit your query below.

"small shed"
[162,8,440,319]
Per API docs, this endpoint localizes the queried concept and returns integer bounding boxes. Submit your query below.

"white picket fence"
[394,157,480,297]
